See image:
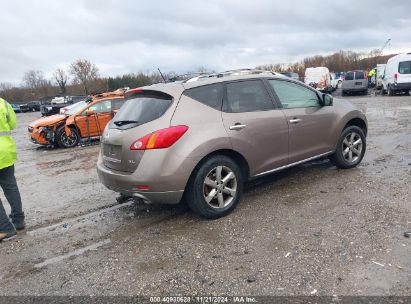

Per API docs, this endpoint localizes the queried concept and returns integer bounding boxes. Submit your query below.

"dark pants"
[0,165,24,233]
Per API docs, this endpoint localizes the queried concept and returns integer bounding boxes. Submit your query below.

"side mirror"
[322,93,333,106]
[85,109,95,116]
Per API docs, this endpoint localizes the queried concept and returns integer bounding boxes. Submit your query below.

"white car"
[382,53,411,95]
[330,73,342,91]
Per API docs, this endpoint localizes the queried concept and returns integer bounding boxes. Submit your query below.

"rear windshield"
[399,61,411,74]
[345,72,354,80]
[355,71,365,80]
[110,93,172,129]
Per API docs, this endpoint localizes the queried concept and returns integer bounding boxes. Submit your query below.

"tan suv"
[97,70,367,218]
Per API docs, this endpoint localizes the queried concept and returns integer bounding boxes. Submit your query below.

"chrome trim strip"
[102,155,122,163]
[252,151,334,178]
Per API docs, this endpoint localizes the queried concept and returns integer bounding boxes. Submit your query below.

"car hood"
[29,114,67,127]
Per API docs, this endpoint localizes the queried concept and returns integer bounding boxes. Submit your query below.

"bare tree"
[70,59,99,94]
[23,70,47,91]
[54,68,68,95]
[22,70,52,99]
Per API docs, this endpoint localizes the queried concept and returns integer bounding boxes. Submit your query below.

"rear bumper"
[96,151,200,204]
[342,87,367,92]
[97,163,184,204]
[393,82,411,90]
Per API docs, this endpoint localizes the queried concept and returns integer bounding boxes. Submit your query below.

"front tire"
[56,126,80,148]
[185,155,244,219]
[329,126,366,169]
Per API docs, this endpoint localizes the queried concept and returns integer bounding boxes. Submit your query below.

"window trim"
[222,79,277,113]
[265,78,322,109]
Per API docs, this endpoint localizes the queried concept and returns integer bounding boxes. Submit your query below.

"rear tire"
[185,155,244,219]
[388,84,394,96]
[329,126,366,169]
[56,126,80,148]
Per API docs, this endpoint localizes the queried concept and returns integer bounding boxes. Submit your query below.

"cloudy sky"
[1,0,410,84]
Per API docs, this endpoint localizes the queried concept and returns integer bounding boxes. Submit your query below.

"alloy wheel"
[203,166,237,209]
[342,132,363,163]
[61,131,78,147]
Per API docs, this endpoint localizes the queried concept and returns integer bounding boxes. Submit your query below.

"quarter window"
[225,80,274,113]
[112,99,125,111]
[183,83,223,110]
[269,80,320,109]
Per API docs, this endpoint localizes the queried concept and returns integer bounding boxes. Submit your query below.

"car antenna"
[158,68,167,83]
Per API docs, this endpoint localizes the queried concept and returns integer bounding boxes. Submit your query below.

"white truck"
[304,67,333,93]
[382,53,411,95]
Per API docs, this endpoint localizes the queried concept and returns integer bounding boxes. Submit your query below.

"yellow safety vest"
[0,98,17,170]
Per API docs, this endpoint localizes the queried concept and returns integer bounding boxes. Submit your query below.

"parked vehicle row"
[28,89,126,148]
[40,95,87,116]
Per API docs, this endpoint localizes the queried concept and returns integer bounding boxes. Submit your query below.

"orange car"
[28,90,125,148]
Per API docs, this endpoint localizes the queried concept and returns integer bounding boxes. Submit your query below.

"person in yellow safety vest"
[0,97,25,242]
[368,68,377,86]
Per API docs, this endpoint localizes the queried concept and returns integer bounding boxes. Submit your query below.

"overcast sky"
[1,0,410,84]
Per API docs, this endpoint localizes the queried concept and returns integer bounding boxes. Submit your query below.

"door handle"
[229,123,247,131]
[289,118,302,124]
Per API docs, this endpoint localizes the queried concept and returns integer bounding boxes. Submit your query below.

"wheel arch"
[189,149,251,183]
[344,117,367,137]
[66,123,82,137]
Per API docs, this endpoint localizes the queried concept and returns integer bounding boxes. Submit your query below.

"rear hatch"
[342,71,367,89]
[101,90,175,173]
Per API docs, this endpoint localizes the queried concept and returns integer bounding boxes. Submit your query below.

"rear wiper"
[113,120,139,126]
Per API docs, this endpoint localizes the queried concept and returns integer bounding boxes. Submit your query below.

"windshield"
[111,93,172,129]
[65,100,87,115]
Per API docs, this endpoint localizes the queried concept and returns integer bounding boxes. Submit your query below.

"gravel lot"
[0,92,410,297]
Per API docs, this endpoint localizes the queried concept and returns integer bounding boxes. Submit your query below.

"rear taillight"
[394,73,398,82]
[130,126,188,150]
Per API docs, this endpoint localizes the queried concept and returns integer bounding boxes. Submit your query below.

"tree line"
[0,59,168,104]
[0,50,396,103]
[256,49,395,76]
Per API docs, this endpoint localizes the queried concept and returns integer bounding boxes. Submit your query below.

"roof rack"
[185,69,278,83]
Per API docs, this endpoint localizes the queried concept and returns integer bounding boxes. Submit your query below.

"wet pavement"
[0,93,410,296]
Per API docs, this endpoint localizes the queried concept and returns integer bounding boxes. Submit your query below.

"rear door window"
[183,83,222,110]
[399,61,411,74]
[224,80,274,113]
[111,93,172,129]
[269,80,320,108]
[355,71,365,80]
[345,72,354,80]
